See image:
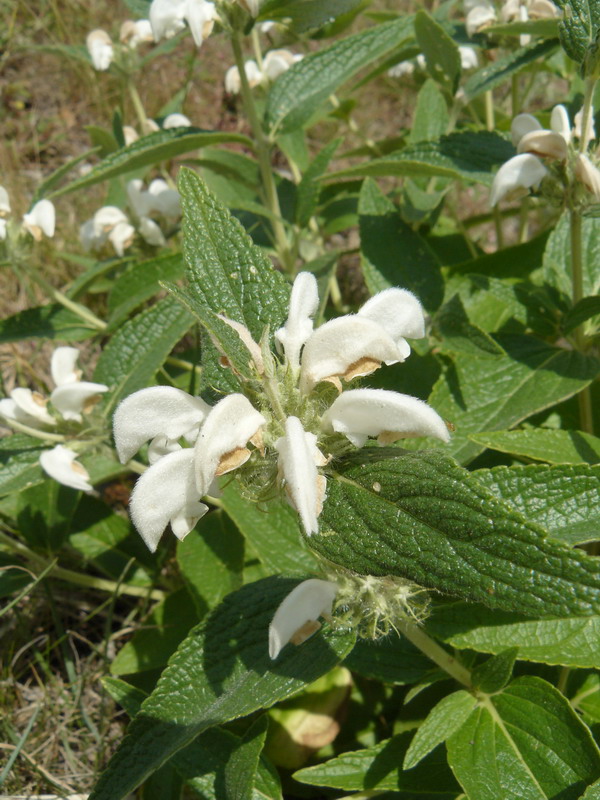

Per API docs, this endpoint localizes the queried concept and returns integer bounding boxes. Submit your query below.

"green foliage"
[0,304,98,342]
[414,11,461,94]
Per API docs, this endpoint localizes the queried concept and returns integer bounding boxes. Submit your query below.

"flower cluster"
[80,178,181,255]
[86,21,154,71]
[490,104,600,206]
[465,0,558,41]
[113,273,449,552]
[225,49,303,94]
[0,347,109,491]
[150,0,218,46]
[0,187,55,243]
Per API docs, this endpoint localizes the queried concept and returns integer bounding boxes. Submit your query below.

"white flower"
[146,178,181,217]
[163,112,192,128]
[511,112,543,146]
[93,206,129,236]
[113,386,211,463]
[120,19,154,47]
[40,446,93,492]
[574,108,596,149]
[225,60,262,93]
[150,0,187,39]
[49,346,109,422]
[139,216,166,246]
[108,220,136,256]
[194,393,266,496]
[517,129,568,160]
[23,199,55,240]
[80,219,106,252]
[262,49,299,82]
[0,388,56,426]
[575,153,600,199]
[275,271,319,371]
[185,0,216,47]
[321,388,450,448]
[269,579,338,659]
[0,219,7,240]
[0,185,11,217]
[388,61,415,78]
[275,416,327,536]
[489,153,548,206]
[357,287,425,360]
[123,126,140,145]
[465,0,496,36]
[86,29,113,71]
[129,448,208,550]
[459,45,479,70]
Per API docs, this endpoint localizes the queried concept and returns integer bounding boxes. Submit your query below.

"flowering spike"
[269,579,338,659]
[40,446,93,492]
[113,386,211,464]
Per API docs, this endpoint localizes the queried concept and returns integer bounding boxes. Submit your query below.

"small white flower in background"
[93,205,129,236]
[120,19,154,47]
[123,125,140,145]
[459,45,479,70]
[465,0,497,36]
[0,388,56,427]
[149,0,217,46]
[262,49,302,81]
[163,112,192,128]
[40,446,93,492]
[49,346,109,422]
[185,0,217,47]
[0,186,11,217]
[139,216,166,247]
[22,199,55,240]
[86,29,114,71]
[114,272,449,548]
[387,60,415,78]
[108,219,136,256]
[225,50,301,93]
[225,60,262,93]
[269,579,338,659]
[142,118,161,134]
[0,219,7,240]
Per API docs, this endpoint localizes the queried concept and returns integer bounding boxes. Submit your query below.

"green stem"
[397,619,472,689]
[230,33,294,272]
[128,80,148,131]
[0,417,65,442]
[569,208,595,434]
[577,77,597,155]
[24,263,107,330]
[484,90,495,132]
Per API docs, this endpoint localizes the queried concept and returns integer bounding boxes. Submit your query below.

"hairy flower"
[269,579,338,659]
[23,199,55,240]
[40,446,93,492]
[86,29,114,70]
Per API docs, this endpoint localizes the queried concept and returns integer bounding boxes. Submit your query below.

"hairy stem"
[397,619,472,688]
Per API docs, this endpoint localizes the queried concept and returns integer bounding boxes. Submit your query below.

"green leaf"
[435,294,506,356]
[544,210,600,299]
[293,732,458,792]
[33,148,100,202]
[580,778,600,799]
[470,429,600,465]
[16,480,79,551]
[296,138,341,227]
[486,18,560,36]
[89,576,355,800]
[176,511,244,618]
[556,0,600,65]
[49,128,252,198]
[447,677,600,800]
[0,435,46,497]
[107,253,185,328]
[265,17,414,135]
[110,588,199,676]
[359,178,444,311]
[563,295,600,333]
[414,11,461,93]
[220,482,318,575]
[179,168,290,342]
[310,448,600,618]
[403,690,477,769]
[571,673,600,722]
[471,647,519,693]
[0,304,98,343]
[329,131,515,185]
[464,39,558,101]
[93,297,194,414]
[427,601,600,668]
[408,79,450,144]
[343,632,434,685]
[428,334,600,464]
[259,0,364,33]
[225,715,269,800]
[475,463,600,546]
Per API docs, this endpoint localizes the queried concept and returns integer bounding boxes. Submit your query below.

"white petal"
[150,0,187,40]
[216,315,264,372]
[459,45,479,70]
[123,126,140,145]
[529,0,559,18]
[86,29,113,70]
[300,316,405,393]
[0,185,11,216]
[113,386,211,463]
[93,206,129,235]
[10,388,56,425]
[162,112,192,128]
[225,65,241,94]
[50,381,109,422]
[489,153,547,206]
[269,579,338,659]
[148,435,182,464]
[0,396,48,427]
[263,49,295,81]
[108,220,135,256]
[358,287,425,356]
[275,272,319,370]
[0,219,6,240]
[517,130,568,160]
[321,388,450,447]
[23,199,55,239]
[129,448,207,551]
[40,446,92,491]
[51,346,81,387]
[139,216,166,247]
[184,0,216,47]
[465,3,496,35]
[275,416,324,536]
[127,179,150,217]
[574,108,596,149]
[388,61,415,77]
[194,393,266,495]
[550,104,571,143]
[510,113,542,147]
[147,179,181,217]
[575,153,600,199]
[80,218,106,251]
[500,0,519,21]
